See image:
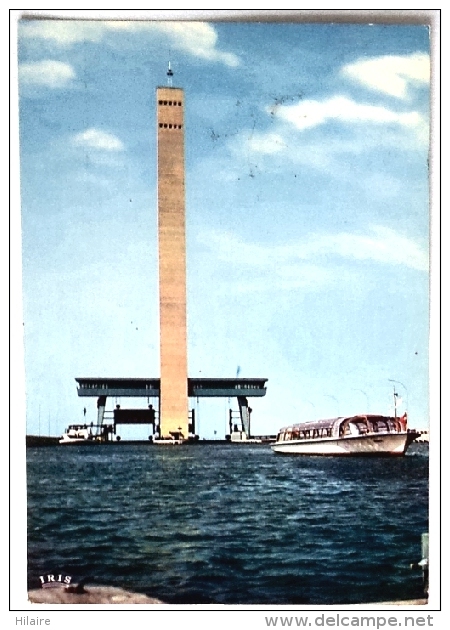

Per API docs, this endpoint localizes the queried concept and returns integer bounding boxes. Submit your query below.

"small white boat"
[271,413,419,456]
[59,424,95,444]
[152,430,200,445]
[152,430,186,445]
[229,430,262,444]
[152,437,185,445]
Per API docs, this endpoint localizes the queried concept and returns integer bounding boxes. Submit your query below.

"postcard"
[10,9,439,625]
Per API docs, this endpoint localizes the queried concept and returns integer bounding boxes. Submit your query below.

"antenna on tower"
[167,60,173,87]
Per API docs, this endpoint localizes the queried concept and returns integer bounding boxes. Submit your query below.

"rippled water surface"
[27,443,428,605]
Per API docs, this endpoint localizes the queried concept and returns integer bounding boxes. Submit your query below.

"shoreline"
[27,586,428,606]
[25,436,275,447]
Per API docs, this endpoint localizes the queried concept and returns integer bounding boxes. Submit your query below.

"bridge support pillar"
[237,396,252,438]
[97,396,107,433]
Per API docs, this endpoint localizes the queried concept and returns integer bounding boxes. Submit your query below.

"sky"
[13,12,434,440]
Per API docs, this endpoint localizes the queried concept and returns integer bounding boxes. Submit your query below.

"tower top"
[167,61,173,86]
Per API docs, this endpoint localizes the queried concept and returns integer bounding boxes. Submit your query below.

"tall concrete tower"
[156,86,189,438]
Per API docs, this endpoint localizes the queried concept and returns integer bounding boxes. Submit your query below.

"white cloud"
[199,224,428,280]
[300,225,428,272]
[72,128,124,151]
[235,92,428,172]
[19,60,75,88]
[247,132,286,154]
[275,95,424,132]
[19,19,239,66]
[341,53,430,99]
[149,22,239,66]
[19,20,105,46]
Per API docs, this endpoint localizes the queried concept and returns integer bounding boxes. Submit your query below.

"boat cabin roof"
[278,414,397,433]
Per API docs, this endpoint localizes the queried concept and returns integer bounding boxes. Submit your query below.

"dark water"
[27,443,428,605]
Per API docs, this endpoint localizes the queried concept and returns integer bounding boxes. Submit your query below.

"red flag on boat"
[399,412,408,430]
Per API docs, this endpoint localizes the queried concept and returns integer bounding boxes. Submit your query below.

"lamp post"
[388,379,408,415]
[306,400,316,419]
[352,388,369,413]
[324,395,339,417]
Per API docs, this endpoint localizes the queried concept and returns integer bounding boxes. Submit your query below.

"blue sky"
[15,15,432,440]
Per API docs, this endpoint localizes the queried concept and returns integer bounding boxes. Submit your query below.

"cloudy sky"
[14,13,432,440]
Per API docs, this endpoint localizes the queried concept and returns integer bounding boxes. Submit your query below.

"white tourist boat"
[59,424,96,444]
[152,437,185,445]
[152,430,199,445]
[271,413,419,456]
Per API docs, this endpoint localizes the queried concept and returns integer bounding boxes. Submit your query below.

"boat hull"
[59,437,98,445]
[271,431,413,456]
